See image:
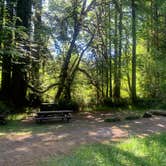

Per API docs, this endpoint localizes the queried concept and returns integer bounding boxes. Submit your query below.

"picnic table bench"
[35,103,73,123]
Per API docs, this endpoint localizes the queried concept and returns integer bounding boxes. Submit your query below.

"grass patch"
[7,113,28,121]
[125,115,141,120]
[40,133,166,166]
[94,105,148,113]
[0,114,65,136]
[104,117,121,122]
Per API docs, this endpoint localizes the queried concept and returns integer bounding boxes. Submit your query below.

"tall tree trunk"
[104,0,109,98]
[109,44,112,99]
[55,0,81,101]
[0,0,4,32]
[96,57,100,103]
[1,0,12,100]
[124,29,132,97]
[1,56,11,100]
[16,0,32,28]
[108,1,112,100]
[64,78,72,100]
[117,0,123,100]
[105,49,109,98]
[113,6,119,101]
[32,0,42,88]
[11,0,32,107]
[131,0,137,103]
[11,64,27,106]
[153,0,159,51]
[63,34,94,101]
[55,27,80,100]
[55,0,96,101]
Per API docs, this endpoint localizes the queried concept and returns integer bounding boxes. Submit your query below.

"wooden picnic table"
[35,110,73,123]
[37,110,73,114]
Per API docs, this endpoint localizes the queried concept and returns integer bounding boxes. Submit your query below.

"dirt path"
[0,113,166,166]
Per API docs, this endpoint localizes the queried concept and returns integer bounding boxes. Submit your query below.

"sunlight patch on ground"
[5,132,32,140]
[0,131,32,137]
[157,124,165,128]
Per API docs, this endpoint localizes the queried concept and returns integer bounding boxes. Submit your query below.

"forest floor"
[0,111,166,166]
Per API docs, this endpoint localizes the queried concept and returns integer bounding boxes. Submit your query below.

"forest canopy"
[0,0,166,110]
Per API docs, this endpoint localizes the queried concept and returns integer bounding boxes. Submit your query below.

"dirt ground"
[0,112,166,166]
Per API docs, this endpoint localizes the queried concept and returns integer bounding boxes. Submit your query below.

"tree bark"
[11,0,32,107]
[117,0,122,100]
[108,1,112,100]
[113,5,119,101]
[32,0,42,89]
[55,27,80,100]
[131,0,137,103]
[1,0,12,100]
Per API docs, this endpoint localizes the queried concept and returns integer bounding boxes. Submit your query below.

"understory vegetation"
[0,0,165,112]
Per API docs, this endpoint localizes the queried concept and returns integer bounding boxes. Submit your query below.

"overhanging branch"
[78,68,101,92]
[27,83,59,94]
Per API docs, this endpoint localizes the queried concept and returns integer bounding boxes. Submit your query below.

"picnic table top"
[37,110,73,114]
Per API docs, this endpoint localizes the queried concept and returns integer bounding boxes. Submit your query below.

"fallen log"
[150,111,166,117]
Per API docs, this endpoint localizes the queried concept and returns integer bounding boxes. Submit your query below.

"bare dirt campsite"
[0,112,166,166]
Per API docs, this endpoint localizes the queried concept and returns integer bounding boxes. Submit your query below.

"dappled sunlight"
[40,133,70,142]
[134,121,142,124]
[36,132,54,137]
[121,124,130,128]
[149,116,162,121]
[137,133,149,138]
[0,119,65,137]
[88,128,112,138]
[15,147,30,153]
[57,133,70,140]
[157,123,165,128]
[111,126,128,138]
[80,113,105,123]
[42,133,166,166]
[147,129,156,133]
[5,133,32,141]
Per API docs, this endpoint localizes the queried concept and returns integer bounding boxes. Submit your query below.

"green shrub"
[135,98,162,108]
[102,98,129,108]
[157,99,166,109]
